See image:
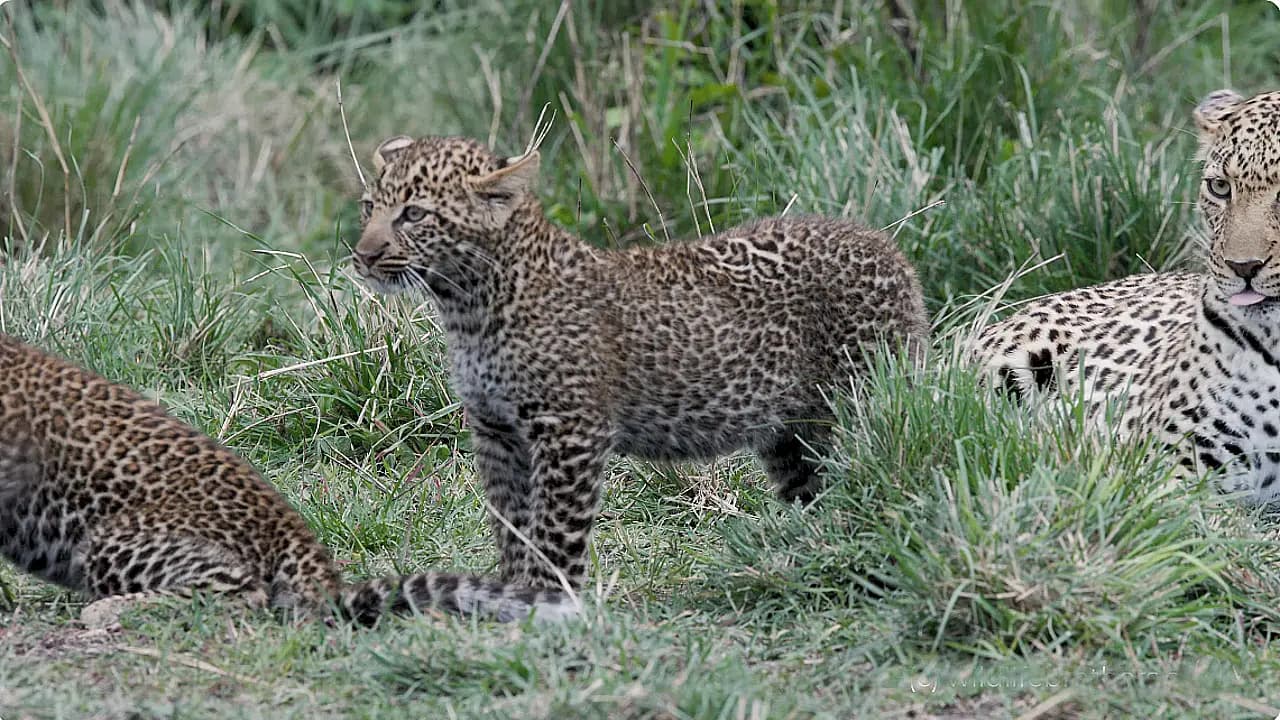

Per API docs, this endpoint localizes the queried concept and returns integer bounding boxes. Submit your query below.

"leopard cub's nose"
[1226,258,1265,280]
[355,243,387,265]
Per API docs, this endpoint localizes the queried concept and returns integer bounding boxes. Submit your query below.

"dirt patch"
[5,623,126,661]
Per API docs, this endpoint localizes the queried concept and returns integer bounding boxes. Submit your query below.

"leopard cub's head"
[1194,89,1280,311]
[352,135,540,294]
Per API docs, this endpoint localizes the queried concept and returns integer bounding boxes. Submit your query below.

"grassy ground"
[3,0,1280,717]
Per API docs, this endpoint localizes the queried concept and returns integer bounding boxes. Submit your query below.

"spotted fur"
[352,135,929,593]
[0,333,574,624]
[972,89,1280,504]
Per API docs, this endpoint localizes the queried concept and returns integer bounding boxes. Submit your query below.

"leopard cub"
[0,333,572,625]
[353,135,929,594]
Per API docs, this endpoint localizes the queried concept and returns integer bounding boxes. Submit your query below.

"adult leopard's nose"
[1225,257,1266,280]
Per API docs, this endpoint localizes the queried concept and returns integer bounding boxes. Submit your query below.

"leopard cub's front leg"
[512,403,614,591]
[468,413,537,583]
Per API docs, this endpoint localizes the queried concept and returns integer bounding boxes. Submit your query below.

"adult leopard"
[973,89,1280,504]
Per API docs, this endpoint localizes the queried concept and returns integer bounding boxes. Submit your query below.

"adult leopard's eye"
[1206,177,1232,199]
[401,205,427,223]
[359,199,373,216]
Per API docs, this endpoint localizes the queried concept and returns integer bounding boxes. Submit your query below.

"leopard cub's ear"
[470,151,540,203]
[1194,89,1245,137]
[373,135,415,172]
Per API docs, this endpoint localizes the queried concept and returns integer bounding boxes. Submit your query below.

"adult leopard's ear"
[470,151,540,204]
[1194,89,1245,137]
[373,135,415,172]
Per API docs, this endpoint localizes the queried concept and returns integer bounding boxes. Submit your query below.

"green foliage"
[714,357,1280,653]
[915,113,1200,304]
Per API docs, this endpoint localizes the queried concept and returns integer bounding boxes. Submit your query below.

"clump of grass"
[936,112,1199,302]
[0,0,380,266]
[0,230,261,390]
[219,238,462,457]
[725,61,944,227]
[718,36,1199,307]
[714,347,1280,658]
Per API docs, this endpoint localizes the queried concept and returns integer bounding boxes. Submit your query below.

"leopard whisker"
[407,264,469,296]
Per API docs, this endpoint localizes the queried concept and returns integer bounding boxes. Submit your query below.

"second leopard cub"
[353,136,928,592]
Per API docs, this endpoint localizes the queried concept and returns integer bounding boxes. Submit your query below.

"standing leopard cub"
[0,333,572,625]
[353,135,928,593]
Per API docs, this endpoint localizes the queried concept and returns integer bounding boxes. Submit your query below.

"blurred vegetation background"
[8,0,1274,302]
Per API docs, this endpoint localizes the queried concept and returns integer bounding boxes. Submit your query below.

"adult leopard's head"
[352,135,540,295]
[1195,89,1280,310]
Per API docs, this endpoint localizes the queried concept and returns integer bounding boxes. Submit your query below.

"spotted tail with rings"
[338,572,579,625]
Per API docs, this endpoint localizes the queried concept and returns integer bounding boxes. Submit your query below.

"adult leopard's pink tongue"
[1229,290,1267,306]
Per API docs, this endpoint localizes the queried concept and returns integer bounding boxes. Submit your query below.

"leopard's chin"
[357,272,412,295]
[1211,280,1280,312]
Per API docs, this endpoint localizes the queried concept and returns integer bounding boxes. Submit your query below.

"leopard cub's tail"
[338,572,579,626]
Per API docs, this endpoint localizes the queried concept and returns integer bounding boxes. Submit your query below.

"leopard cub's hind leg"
[757,424,829,505]
[79,516,266,627]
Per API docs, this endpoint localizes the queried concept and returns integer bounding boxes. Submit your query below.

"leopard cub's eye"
[400,205,428,223]
[1206,177,1232,199]
[359,199,373,216]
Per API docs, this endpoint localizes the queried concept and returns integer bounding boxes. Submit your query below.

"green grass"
[4,0,1280,717]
